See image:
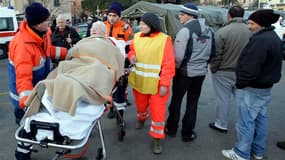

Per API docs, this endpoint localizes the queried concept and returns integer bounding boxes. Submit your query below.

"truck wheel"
[0,45,8,59]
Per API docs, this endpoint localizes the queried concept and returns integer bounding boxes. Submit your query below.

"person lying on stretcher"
[24,29,125,116]
[15,30,125,160]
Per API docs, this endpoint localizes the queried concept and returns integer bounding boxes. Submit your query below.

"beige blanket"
[25,35,124,116]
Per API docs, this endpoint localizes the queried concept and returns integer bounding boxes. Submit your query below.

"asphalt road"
[0,58,284,160]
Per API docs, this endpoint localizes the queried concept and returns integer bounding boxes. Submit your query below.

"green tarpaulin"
[122,1,228,38]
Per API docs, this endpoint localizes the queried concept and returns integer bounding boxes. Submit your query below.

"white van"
[0,7,18,59]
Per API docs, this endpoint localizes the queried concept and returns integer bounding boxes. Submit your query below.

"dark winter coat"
[51,26,81,49]
[236,26,283,89]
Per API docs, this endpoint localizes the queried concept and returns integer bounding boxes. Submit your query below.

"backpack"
[180,26,216,70]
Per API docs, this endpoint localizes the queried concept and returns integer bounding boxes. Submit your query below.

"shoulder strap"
[208,27,216,62]
[179,28,193,70]
[179,20,202,70]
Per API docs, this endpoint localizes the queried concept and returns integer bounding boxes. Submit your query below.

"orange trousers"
[132,87,170,139]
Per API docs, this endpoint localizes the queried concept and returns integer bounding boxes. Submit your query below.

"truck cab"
[0,7,18,59]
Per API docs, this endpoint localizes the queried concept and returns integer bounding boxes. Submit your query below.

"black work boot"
[135,120,145,129]
[15,150,31,160]
[15,141,32,160]
[164,128,177,137]
[277,141,285,150]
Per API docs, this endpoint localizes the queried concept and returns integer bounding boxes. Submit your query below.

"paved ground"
[0,58,284,160]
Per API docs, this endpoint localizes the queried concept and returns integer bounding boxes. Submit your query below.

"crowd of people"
[8,1,284,160]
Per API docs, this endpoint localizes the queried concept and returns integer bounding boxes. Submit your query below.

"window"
[54,0,60,7]
[0,17,14,31]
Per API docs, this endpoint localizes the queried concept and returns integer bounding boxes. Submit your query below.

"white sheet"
[24,90,105,140]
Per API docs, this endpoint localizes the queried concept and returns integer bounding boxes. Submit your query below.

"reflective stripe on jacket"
[8,21,67,109]
[46,28,68,61]
[128,32,174,94]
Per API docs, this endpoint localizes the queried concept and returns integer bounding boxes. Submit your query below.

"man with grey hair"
[51,14,81,49]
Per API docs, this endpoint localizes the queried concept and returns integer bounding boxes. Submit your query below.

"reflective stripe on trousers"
[132,88,169,138]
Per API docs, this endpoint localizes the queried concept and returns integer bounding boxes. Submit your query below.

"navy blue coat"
[236,26,283,89]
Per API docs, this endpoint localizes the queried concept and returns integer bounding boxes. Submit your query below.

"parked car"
[77,23,88,38]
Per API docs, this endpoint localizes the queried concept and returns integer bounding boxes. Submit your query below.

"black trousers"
[14,108,25,125]
[113,74,128,103]
[113,57,130,104]
[166,73,205,137]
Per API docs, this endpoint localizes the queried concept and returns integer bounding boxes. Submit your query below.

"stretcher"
[111,64,134,142]
[14,35,126,160]
[15,90,107,160]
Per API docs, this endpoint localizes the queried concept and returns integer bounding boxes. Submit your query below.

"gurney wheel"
[117,125,125,141]
[96,148,103,160]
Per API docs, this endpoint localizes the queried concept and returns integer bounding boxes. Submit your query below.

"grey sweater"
[210,17,251,72]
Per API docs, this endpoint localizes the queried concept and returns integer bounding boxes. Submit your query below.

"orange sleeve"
[159,36,176,87]
[14,45,34,108]
[46,30,68,60]
[127,40,135,60]
[49,45,68,60]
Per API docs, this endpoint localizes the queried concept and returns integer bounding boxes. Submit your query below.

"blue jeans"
[234,87,272,160]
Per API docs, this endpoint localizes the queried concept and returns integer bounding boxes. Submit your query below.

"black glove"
[235,82,246,89]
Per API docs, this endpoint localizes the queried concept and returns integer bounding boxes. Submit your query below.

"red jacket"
[8,21,67,109]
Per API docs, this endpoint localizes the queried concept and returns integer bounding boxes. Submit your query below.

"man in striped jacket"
[8,3,67,160]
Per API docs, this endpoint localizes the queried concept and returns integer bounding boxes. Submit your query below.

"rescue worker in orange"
[128,12,175,154]
[104,2,133,41]
[104,2,133,119]
[8,3,67,159]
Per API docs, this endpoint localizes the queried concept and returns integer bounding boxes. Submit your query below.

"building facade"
[1,0,82,17]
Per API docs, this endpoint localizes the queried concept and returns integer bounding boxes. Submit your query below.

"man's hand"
[159,86,168,97]
[130,55,136,64]
[66,33,72,44]
[66,37,72,44]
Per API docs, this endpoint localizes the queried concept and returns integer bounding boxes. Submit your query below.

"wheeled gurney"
[15,35,126,160]
[15,90,107,160]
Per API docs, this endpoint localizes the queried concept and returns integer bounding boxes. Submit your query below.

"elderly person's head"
[90,21,106,36]
[56,14,66,31]
[247,9,280,32]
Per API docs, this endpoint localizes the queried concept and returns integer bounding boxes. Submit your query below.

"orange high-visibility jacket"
[128,32,176,89]
[104,20,133,41]
[8,20,67,109]
[128,32,175,139]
